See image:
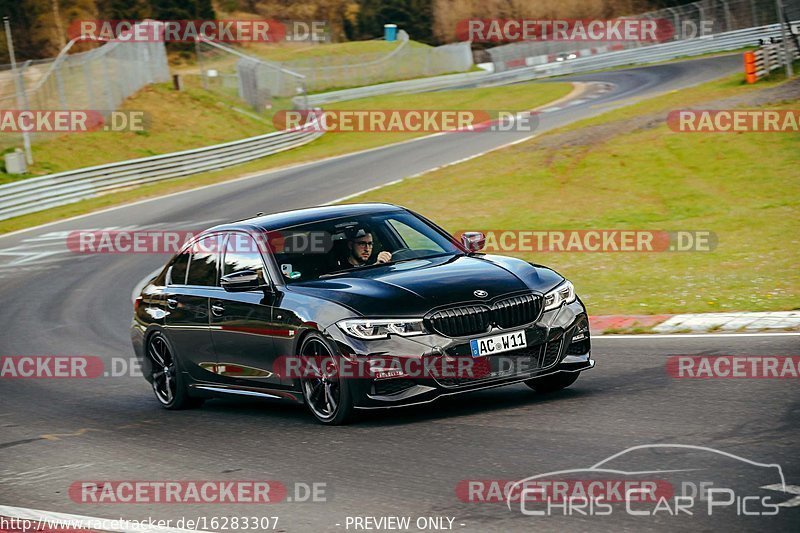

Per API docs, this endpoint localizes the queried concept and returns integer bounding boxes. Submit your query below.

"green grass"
[241,39,429,63]
[171,38,422,71]
[1,81,571,183]
[0,81,573,232]
[345,79,800,315]
[0,83,288,182]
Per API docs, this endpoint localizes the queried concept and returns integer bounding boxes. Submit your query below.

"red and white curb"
[652,311,800,333]
[591,311,800,335]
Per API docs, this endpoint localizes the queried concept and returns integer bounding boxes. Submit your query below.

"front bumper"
[325,299,594,409]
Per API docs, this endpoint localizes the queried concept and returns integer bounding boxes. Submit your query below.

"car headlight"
[337,318,426,340]
[543,280,576,311]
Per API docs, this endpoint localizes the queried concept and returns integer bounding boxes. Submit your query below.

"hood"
[286,253,564,317]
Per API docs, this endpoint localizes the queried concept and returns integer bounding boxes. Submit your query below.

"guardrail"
[0,126,322,221]
[514,21,799,79]
[299,21,798,105]
[301,70,490,106]
[745,40,800,82]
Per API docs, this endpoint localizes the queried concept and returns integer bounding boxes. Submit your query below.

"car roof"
[206,203,405,233]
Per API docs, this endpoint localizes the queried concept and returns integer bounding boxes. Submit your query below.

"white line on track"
[0,505,212,533]
[323,118,549,205]
[593,332,800,339]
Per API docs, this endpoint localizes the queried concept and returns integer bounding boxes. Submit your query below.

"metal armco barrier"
[745,41,800,82]
[0,126,322,221]
[299,21,799,106]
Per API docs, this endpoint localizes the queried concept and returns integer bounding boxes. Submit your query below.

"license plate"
[470,330,527,357]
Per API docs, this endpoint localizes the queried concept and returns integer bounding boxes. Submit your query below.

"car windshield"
[269,210,462,283]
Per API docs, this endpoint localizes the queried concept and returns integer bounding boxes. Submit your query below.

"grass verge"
[345,74,800,315]
[0,81,573,233]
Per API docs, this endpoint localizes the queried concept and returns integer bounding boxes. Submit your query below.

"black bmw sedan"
[131,203,593,424]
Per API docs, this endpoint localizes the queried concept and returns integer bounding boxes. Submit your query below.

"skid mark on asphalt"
[0,437,44,450]
[39,419,159,442]
[41,428,103,441]
[0,463,94,486]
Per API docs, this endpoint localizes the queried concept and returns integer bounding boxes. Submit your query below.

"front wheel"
[299,333,356,425]
[524,372,579,394]
[147,333,204,410]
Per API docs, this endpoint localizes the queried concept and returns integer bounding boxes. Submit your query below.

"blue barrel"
[384,24,398,41]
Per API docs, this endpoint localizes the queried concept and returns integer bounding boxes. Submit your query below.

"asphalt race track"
[1,54,798,532]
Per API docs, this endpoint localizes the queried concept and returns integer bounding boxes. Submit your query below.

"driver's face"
[350,235,374,263]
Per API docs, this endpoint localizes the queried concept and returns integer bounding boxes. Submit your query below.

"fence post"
[776,0,794,77]
[4,16,33,164]
[55,62,69,110]
[666,7,681,40]
[83,61,95,108]
[195,37,208,90]
[721,0,733,32]
[696,3,705,36]
[102,54,115,109]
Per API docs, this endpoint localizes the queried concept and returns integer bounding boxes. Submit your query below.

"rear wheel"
[299,334,355,425]
[147,333,203,410]
[525,372,579,394]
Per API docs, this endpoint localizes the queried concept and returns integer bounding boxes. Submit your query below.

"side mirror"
[221,270,267,292]
[460,231,486,252]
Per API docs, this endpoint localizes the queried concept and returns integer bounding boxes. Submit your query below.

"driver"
[336,226,392,269]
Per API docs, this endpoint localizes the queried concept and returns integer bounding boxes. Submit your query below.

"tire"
[298,333,356,425]
[525,372,579,394]
[146,332,204,410]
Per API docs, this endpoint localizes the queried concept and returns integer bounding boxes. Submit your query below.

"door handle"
[166,298,178,309]
[211,302,225,316]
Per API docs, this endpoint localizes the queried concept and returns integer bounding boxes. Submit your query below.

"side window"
[387,219,443,252]
[186,235,222,287]
[168,251,190,285]
[223,233,269,284]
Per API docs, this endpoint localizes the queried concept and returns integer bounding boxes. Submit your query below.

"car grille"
[542,338,563,368]
[372,379,416,396]
[425,293,543,338]
[566,338,590,355]
[426,305,493,337]
[493,293,543,329]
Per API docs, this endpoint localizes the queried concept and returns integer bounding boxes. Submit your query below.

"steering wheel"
[388,247,415,261]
